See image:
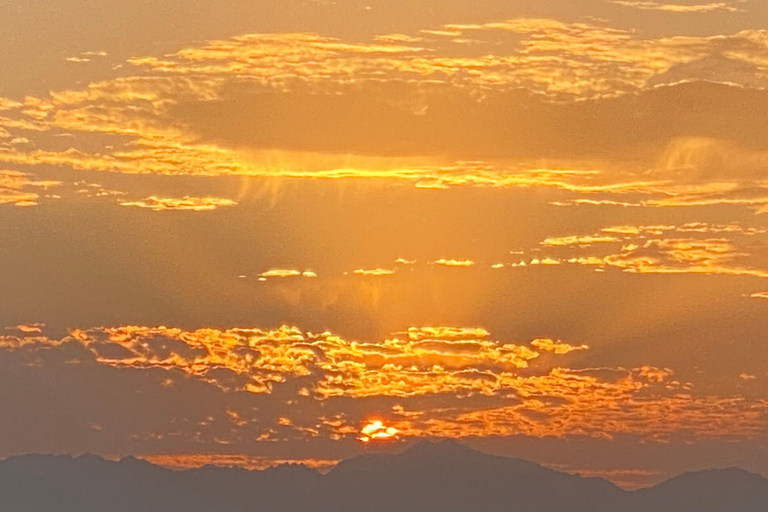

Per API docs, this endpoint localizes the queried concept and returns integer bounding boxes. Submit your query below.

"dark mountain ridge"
[1,440,766,511]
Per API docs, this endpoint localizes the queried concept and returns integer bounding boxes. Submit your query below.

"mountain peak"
[401,438,479,457]
[1,452,766,512]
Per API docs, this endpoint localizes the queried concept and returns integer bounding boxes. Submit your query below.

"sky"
[1,0,768,490]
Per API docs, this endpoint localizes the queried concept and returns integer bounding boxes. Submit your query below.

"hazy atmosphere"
[2,0,768,494]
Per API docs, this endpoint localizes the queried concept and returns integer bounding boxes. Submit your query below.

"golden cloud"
[531,338,589,354]
[4,323,768,443]
[140,454,338,472]
[33,325,546,398]
[120,19,768,97]
[119,196,237,211]
[0,18,766,217]
[431,259,475,267]
[541,235,620,247]
[0,170,61,207]
[511,223,768,280]
[260,269,318,278]
[376,369,768,441]
[353,268,397,276]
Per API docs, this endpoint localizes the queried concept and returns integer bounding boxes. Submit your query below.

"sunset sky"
[2,0,768,490]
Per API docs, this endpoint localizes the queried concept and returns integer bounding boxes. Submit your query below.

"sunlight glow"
[358,420,399,443]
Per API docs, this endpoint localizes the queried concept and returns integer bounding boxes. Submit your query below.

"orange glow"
[140,454,338,472]
[358,420,399,443]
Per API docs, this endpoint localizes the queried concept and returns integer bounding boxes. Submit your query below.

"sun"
[358,419,399,443]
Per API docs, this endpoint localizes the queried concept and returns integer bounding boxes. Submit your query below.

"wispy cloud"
[353,268,397,276]
[119,196,237,211]
[431,259,475,267]
[613,1,742,13]
[260,269,318,278]
[0,170,61,207]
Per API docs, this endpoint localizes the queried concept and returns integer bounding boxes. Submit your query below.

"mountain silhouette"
[1,440,766,511]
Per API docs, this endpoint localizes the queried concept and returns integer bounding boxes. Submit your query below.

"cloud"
[65,50,108,63]
[0,170,61,207]
[602,223,766,236]
[613,1,742,13]
[260,270,318,278]
[361,368,768,442]
[2,57,768,216]
[431,259,475,267]
[1,16,767,204]
[353,268,396,276]
[530,258,562,266]
[541,235,620,247]
[119,196,237,211]
[3,323,768,446]
[123,19,768,97]
[0,19,767,230]
[600,238,768,278]
[13,324,44,333]
[508,222,768,279]
[22,325,543,398]
[531,338,589,354]
[140,453,338,472]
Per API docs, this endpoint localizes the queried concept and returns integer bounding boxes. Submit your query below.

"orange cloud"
[374,368,768,442]
[0,16,765,209]
[45,325,545,398]
[613,1,742,13]
[260,270,318,278]
[119,196,237,211]
[541,236,619,247]
[4,324,768,443]
[141,454,338,472]
[0,170,61,207]
[531,338,589,354]
[353,268,397,276]
[520,224,768,280]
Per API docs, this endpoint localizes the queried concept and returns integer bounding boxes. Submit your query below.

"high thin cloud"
[353,268,397,276]
[541,236,620,247]
[431,259,475,267]
[119,196,237,211]
[123,20,768,97]
[260,270,318,278]
[613,1,742,13]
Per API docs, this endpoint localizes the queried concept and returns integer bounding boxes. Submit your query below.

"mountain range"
[1,440,766,511]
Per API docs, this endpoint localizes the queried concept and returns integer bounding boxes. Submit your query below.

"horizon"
[3,439,764,492]
[2,0,768,503]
